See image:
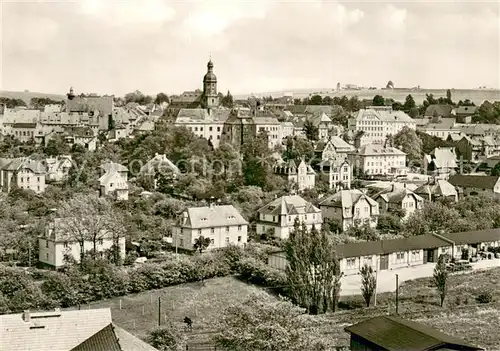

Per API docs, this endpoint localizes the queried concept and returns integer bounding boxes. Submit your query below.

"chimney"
[22,310,30,322]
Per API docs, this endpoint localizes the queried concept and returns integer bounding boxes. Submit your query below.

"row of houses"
[268,228,500,275]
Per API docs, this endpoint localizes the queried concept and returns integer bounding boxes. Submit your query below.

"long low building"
[268,228,500,275]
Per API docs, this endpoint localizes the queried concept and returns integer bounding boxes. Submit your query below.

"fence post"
[133,320,136,329]
[142,306,145,316]
[119,299,122,310]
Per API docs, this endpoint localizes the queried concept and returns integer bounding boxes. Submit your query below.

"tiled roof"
[183,205,248,229]
[357,144,406,156]
[175,108,230,123]
[100,161,128,173]
[99,171,128,189]
[0,308,113,351]
[354,108,415,123]
[140,154,180,175]
[414,179,457,198]
[444,228,500,245]
[319,189,378,209]
[424,104,454,117]
[258,195,321,216]
[2,158,46,174]
[423,118,457,131]
[448,174,500,189]
[252,116,280,125]
[374,188,423,205]
[345,315,483,351]
[427,147,457,168]
[456,106,479,115]
[71,323,158,351]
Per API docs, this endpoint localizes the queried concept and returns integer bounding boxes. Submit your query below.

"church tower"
[67,86,75,100]
[203,58,219,109]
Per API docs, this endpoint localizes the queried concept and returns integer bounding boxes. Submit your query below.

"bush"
[476,291,493,304]
[237,257,287,288]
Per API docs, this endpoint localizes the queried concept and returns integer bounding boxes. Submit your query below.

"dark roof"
[456,106,479,115]
[444,228,500,245]
[424,104,454,117]
[448,175,500,189]
[344,315,483,351]
[71,324,121,351]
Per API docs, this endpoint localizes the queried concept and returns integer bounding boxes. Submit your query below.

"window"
[211,228,214,233]
[238,225,241,231]
[396,252,405,263]
[110,183,114,187]
[46,252,49,261]
[347,258,356,269]
[64,242,69,248]
[355,208,360,215]
[237,236,242,242]
[225,237,229,244]
[198,229,202,235]
[45,240,49,248]
[411,250,420,262]
[98,239,103,245]
[209,126,213,131]
[364,256,372,265]
[200,127,203,132]
[180,238,184,246]
[217,127,221,132]
[226,226,230,232]
[305,214,308,220]
[194,127,198,131]
[37,177,40,182]
[210,239,214,244]
[20,177,23,182]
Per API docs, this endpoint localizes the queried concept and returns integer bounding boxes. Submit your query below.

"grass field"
[73,268,500,350]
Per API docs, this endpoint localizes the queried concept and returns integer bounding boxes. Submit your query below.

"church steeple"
[67,86,75,100]
[203,56,218,109]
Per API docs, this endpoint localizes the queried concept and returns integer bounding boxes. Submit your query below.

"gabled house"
[414,178,458,202]
[422,147,458,178]
[319,189,379,231]
[100,161,128,181]
[62,126,98,151]
[256,195,322,240]
[419,116,460,141]
[38,217,126,269]
[318,158,351,191]
[173,204,248,251]
[352,144,407,178]
[99,171,129,201]
[373,185,424,219]
[139,154,180,189]
[456,105,479,121]
[315,136,355,162]
[273,159,315,191]
[424,104,455,118]
[345,315,483,351]
[1,158,46,193]
[45,156,73,182]
[448,174,500,197]
[0,308,158,351]
[306,112,334,140]
[456,136,483,161]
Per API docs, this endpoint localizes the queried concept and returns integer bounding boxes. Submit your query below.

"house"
[422,147,458,178]
[419,116,460,141]
[456,105,479,119]
[345,315,483,351]
[0,308,158,351]
[318,158,352,191]
[456,136,484,161]
[414,178,458,202]
[348,106,417,147]
[256,195,322,240]
[172,204,248,251]
[373,185,424,219]
[351,144,407,178]
[273,159,315,191]
[176,108,231,148]
[1,158,46,193]
[139,154,180,186]
[315,136,356,162]
[480,136,500,158]
[100,161,128,180]
[99,171,129,200]
[305,112,334,140]
[45,156,73,182]
[319,189,379,231]
[62,126,98,151]
[38,217,126,269]
[448,174,500,197]
[268,228,500,274]
[424,104,454,118]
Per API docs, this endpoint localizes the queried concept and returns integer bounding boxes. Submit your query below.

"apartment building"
[352,144,407,177]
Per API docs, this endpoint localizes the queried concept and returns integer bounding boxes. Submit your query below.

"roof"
[319,189,378,209]
[353,108,415,123]
[357,144,406,156]
[423,118,457,131]
[424,104,454,117]
[99,171,128,189]
[456,106,479,115]
[0,308,113,351]
[427,147,457,168]
[344,315,483,351]
[175,108,230,123]
[448,174,500,189]
[414,179,457,198]
[140,154,180,175]
[72,323,158,351]
[100,161,128,173]
[444,228,500,245]
[182,205,248,229]
[2,158,46,174]
[374,188,423,205]
[258,195,321,216]
[274,159,315,175]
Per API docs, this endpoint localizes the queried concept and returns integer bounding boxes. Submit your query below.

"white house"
[1,158,46,193]
[319,189,379,231]
[256,195,322,240]
[315,136,356,163]
[172,204,248,251]
[348,106,417,147]
[318,158,352,191]
[99,170,129,201]
[273,159,315,191]
[422,147,458,179]
[45,156,73,182]
[38,217,126,269]
[352,144,407,177]
[372,185,424,220]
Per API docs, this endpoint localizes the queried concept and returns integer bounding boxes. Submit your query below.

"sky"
[0,0,499,96]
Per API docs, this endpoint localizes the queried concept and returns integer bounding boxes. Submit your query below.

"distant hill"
[0,90,66,105]
[235,88,500,106]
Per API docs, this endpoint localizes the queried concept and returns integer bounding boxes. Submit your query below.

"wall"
[268,252,287,271]
[174,224,248,251]
[16,169,46,194]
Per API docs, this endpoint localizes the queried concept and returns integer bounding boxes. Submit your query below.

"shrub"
[237,257,287,288]
[476,291,493,304]
[148,322,186,351]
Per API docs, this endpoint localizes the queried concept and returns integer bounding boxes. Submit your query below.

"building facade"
[352,144,407,177]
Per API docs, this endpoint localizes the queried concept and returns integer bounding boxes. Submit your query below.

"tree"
[213,294,332,351]
[393,126,422,162]
[193,236,211,253]
[124,90,153,105]
[403,94,416,111]
[322,96,333,105]
[57,194,123,266]
[155,92,169,105]
[303,120,319,141]
[360,264,376,307]
[221,91,234,108]
[372,95,385,106]
[285,221,342,314]
[491,162,500,176]
[148,322,186,351]
[283,137,315,163]
[44,135,70,156]
[433,254,448,307]
[446,89,453,105]
[241,131,272,188]
[309,95,323,105]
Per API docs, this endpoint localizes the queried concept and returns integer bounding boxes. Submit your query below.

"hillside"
[0,90,66,104]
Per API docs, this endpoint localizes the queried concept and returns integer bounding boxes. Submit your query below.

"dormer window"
[201,218,207,221]
[227,215,235,220]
